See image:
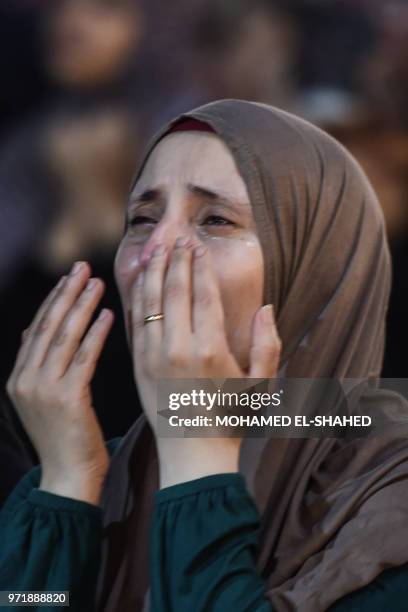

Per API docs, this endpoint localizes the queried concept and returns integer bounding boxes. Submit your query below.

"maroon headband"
[166,118,215,134]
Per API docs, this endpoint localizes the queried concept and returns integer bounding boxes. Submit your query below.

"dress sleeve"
[150,473,408,612]
[0,439,122,611]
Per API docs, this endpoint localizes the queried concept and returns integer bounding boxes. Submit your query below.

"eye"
[203,215,234,227]
[128,215,157,227]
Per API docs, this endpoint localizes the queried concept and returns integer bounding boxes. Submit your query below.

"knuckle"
[195,291,213,309]
[166,347,186,368]
[75,348,90,365]
[58,281,69,296]
[197,345,218,367]
[55,387,70,407]
[74,294,89,309]
[78,285,99,304]
[57,282,75,302]
[14,373,32,398]
[165,281,184,300]
[21,327,30,342]
[53,329,69,346]
[36,316,51,334]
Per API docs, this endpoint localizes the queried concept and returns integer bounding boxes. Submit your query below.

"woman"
[2,100,408,611]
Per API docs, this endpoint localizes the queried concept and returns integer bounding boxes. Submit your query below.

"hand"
[131,239,281,487]
[6,262,114,505]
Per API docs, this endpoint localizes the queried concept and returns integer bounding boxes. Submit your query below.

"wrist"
[39,465,107,506]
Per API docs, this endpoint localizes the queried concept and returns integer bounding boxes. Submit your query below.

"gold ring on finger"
[144,313,164,325]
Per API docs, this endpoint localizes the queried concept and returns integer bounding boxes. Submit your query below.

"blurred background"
[1,0,408,493]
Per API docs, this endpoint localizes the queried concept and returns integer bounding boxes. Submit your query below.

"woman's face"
[115,132,264,371]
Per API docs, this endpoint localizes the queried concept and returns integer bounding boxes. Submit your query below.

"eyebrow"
[132,188,158,203]
[129,183,250,212]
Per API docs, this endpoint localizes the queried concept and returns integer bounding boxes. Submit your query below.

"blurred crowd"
[1,0,408,464]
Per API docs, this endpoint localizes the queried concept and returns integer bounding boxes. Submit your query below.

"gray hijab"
[97,100,408,611]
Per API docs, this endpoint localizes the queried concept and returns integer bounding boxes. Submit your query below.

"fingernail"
[261,304,274,324]
[194,245,207,258]
[71,261,85,275]
[98,309,110,321]
[86,278,97,291]
[57,276,66,288]
[175,236,189,248]
[153,244,166,257]
[136,271,144,287]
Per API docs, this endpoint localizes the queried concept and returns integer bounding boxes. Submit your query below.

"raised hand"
[6,262,114,505]
[130,239,281,487]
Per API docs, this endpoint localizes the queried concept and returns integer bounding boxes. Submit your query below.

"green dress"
[0,439,407,611]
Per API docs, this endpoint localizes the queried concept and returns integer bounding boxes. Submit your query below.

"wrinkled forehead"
[131,131,250,205]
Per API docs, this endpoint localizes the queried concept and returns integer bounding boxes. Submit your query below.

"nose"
[139,220,197,267]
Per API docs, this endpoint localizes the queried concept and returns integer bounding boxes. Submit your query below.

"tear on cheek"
[115,248,143,282]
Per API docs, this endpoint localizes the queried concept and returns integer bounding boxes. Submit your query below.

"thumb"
[248,304,281,378]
